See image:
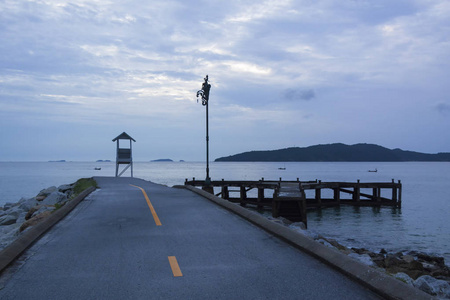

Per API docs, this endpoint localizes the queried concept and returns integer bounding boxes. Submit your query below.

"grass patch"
[72,177,98,197]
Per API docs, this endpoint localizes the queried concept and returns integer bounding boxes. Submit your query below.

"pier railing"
[185,178,402,228]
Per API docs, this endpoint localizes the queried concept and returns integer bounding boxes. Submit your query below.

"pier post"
[315,188,322,208]
[372,187,380,203]
[272,190,279,218]
[333,188,340,204]
[257,188,264,209]
[353,180,360,203]
[240,186,247,207]
[221,186,229,199]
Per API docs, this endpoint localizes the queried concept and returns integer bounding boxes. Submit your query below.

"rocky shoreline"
[269,218,450,299]
[0,182,81,251]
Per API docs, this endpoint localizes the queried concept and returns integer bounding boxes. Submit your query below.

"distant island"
[151,159,173,162]
[215,143,450,162]
[48,160,66,162]
[96,160,111,162]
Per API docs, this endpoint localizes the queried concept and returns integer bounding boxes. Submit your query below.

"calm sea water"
[1,161,449,264]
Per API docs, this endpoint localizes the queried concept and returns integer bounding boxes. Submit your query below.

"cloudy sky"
[1,0,449,161]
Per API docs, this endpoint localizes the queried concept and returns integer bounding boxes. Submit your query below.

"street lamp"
[197,75,212,190]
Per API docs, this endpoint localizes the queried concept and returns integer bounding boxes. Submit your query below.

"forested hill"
[214,143,450,162]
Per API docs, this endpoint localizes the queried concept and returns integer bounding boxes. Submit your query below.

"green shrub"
[72,178,98,197]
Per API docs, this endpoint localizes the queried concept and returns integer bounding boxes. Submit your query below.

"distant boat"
[368,168,377,172]
[94,167,101,170]
[278,167,286,170]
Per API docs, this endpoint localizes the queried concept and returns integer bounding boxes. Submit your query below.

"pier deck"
[0,177,383,299]
[185,178,402,227]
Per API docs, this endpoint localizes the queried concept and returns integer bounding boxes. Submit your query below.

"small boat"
[94,167,101,170]
[368,168,377,172]
[278,167,286,170]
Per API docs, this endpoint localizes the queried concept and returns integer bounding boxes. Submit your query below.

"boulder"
[16,211,28,224]
[18,197,39,211]
[0,215,17,226]
[58,184,74,194]
[20,211,52,232]
[0,224,21,251]
[348,253,375,266]
[394,272,414,286]
[41,191,67,206]
[3,202,15,210]
[30,205,54,219]
[414,275,450,298]
[37,186,57,198]
[25,206,40,220]
[5,206,26,218]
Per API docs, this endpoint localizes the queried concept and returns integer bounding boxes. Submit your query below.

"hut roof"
[112,132,136,142]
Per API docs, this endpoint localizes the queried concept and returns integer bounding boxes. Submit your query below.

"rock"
[394,272,414,286]
[38,186,57,197]
[326,238,348,251]
[402,255,415,263]
[0,224,21,251]
[25,206,40,220]
[385,254,406,268]
[371,254,386,268]
[0,215,17,225]
[41,191,67,206]
[414,275,450,298]
[3,202,14,210]
[4,206,25,218]
[18,197,39,211]
[30,205,54,219]
[317,239,336,249]
[380,248,388,254]
[16,211,28,224]
[409,260,424,271]
[20,211,52,232]
[348,253,375,266]
[58,184,73,193]
[36,195,46,201]
[351,247,372,255]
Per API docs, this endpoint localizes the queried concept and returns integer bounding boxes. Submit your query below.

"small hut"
[112,132,136,177]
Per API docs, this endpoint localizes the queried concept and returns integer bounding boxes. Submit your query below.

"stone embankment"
[270,218,450,299]
[0,183,78,251]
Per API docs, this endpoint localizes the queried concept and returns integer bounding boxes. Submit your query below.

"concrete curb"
[178,185,434,300]
[0,186,96,273]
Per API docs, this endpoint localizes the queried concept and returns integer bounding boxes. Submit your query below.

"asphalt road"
[0,177,381,299]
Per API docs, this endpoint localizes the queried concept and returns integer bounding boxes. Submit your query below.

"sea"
[1,161,449,264]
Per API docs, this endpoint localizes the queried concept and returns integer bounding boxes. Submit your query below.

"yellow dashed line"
[130,184,162,226]
[168,256,183,277]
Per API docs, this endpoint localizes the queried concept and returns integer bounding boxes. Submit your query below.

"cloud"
[436,102,450,115]
[1,0,450,160]
[283,89,315,101]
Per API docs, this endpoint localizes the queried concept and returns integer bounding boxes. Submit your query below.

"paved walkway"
[0,177,380,299]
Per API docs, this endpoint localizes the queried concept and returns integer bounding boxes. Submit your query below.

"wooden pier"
[185,178,402,228]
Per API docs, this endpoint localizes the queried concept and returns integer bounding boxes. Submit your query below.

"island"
[215,143,450,162]
[150,159,173,162]
[96,160,111,162]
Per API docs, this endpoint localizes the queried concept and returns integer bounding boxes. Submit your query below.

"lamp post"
[197,75,212,191]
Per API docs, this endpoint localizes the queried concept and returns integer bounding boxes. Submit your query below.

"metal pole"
[206,98,210,184]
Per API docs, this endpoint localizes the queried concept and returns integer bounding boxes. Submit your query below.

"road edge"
[0,186,96,273]
[178,185,434,300]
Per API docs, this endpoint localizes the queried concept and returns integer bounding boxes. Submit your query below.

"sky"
[1,0,450,161]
